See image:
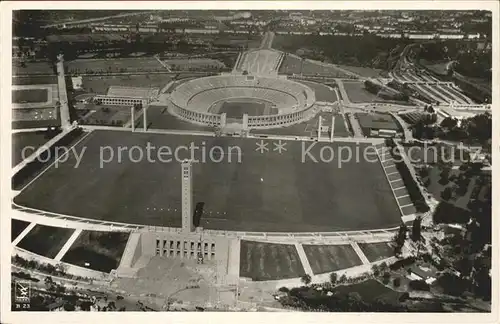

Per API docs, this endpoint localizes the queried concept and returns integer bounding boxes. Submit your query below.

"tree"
[441,187,453,201]
[301,274,312,286]
[329,272,338,285]
[411,216,422,241]
[393,277,401,287]
[371,264,380,276]
[393,223,408,255]
[440,117,458,130]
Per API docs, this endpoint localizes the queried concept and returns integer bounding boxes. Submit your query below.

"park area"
[239,241,305,281]
[14,130,401,232]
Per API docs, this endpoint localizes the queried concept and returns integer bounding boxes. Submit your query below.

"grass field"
[14,130,401,232]
[333,114,349,137]
[12,129,86,191]
[82,74,173,95]
[11,219,30,242]
[358,242,394,263]
[343,81,380,103]
[62,230,130,273]
[302,244,362,274]
[12,89,48,104]
[295,80,338,103]
[78,104,131,126]
[17,224,75,259]
[278,54,352,78]
[13,61,54,75]
[67,58,165,74]
[337,65,383,78]
[12,130,61,166]
[332,279,403,302]
[239,240,305,281]
[219,100,271,118]
[12,75,58,86]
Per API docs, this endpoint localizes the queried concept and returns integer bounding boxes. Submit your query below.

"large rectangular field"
[14,130,401,232]
[12,89,48,103]
[239,240,305,281]
[302,244,362,274]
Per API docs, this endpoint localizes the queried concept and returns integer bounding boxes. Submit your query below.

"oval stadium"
[169,74,316,129]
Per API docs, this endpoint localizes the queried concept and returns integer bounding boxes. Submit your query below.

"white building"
[94,86,159,106]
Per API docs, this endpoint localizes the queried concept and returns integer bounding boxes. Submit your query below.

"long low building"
[355,112,403,138]
[94,86,160,106]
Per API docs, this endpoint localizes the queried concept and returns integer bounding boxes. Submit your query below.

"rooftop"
[356,113,400,131]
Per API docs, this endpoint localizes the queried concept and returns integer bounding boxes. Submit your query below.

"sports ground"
[14,130,402,232]
[12,89,48,104]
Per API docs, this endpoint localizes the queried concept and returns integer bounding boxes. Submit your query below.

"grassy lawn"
[17,224,75,259]
[333,279,403,303]
[81,74,171,95]
[303,244,362,275]
[278,54,352,78]
[78,104,131,126]
[62,230,130,273]
[14,130,401,232]
[12,89,48,103]
[295,80,338,102]
[358,242,394,263]
[11,219,30,242]
[343,81,380,103]
[333,114,349,137]
[239,240,305,281]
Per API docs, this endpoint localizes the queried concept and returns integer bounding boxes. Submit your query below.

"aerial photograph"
[6,8,493,314]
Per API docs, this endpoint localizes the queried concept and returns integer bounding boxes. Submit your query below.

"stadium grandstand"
[93,86,160,106]
[171,75,314,114]
[12,84,59,122]
[168,74,316,129]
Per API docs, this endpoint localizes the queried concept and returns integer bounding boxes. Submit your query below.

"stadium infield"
[14,130,402,232]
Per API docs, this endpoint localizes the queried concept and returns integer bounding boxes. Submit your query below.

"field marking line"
[399,203,414,209]
[384,165,396,169]
[392,185,406,191]
[12,222,37,247]
[18,131,94,193]
[54,228,82,261]
[390,178,403,183]
[386,171,399,176]
[349,242,370,265]
[294,243,314,276]
[396,194,410,199]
